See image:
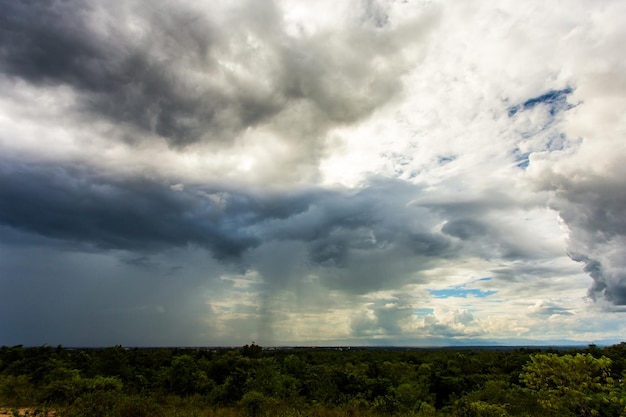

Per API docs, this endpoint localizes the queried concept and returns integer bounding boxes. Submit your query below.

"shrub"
[0,375,36,406]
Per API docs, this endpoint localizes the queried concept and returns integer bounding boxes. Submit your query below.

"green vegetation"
[1,343,625,416]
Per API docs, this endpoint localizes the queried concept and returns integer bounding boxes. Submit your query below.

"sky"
[1,0,625,347]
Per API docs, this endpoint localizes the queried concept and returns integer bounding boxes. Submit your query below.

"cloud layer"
[1,0,625,346]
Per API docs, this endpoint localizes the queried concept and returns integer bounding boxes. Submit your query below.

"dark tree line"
[1,343,625,416]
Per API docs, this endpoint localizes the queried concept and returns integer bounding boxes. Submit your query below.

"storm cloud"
[0,160,459,291]
[0,161,262,259]
[0,0,435,157]
[550,176,626,306]
[1,0,625,346]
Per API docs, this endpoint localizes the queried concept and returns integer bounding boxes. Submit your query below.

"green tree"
[241,343,263,359]
[167,354,207,396]
[520,353,624,416]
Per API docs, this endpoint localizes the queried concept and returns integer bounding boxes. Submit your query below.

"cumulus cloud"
[351,298,414,337]
[420,309,482,339]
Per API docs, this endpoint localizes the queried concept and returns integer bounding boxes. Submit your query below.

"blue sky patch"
[513,149,531,169]
[508,87,574,117]
[430,280,497,299]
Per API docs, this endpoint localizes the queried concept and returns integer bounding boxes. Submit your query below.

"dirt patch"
[0,408,55,417]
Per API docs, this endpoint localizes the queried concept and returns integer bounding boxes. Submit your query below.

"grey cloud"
[375,304,413,334]
[264,179,449,247]
[548,175,626,305]
[0,0,438,155]
[404,232,452,256]
[441,218,488,240]
[350,313,379,337]
[276,7,439,127]
[253,179,456,292]
[430,197,554,261]
[120,255,156,269]
[360,0,390,28]
[0,160,455,289]
[421,310,480,338]
[570,251,626,306]
[555,178,626,237]
[351,298,414,337]
[317,248,429,293]
[6,156,573,304]
[243,240,309,287]
[0,0,104,87]
[422,190,522,217]
[528,301,574,317]
[0,0,281,148]
[0,162,265,259]
[491,261,581,284]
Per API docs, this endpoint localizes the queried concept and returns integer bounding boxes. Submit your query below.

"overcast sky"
[1,0,625,347]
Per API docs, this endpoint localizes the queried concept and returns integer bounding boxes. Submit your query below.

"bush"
[239,390,278,417]
[42,374,122,405]
[64,392,163,417]
[455,399,508,417]
[0,375,36,406]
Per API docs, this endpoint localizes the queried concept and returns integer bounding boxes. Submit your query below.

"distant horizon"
[6,338,625,350]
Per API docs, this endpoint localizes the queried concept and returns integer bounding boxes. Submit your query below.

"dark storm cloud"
[0,0,100,85]
[0,0,281,147]
[251,179,456,292]
[0,0,436,150]
[0,161,267,259]
[0,159,457,295]
[0,167,464,344]
[265,179,450,250]
[549,176,626,305]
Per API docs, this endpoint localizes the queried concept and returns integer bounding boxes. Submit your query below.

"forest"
[1,343,625,417]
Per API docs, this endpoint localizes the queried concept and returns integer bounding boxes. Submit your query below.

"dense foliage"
[1,343,625,416]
